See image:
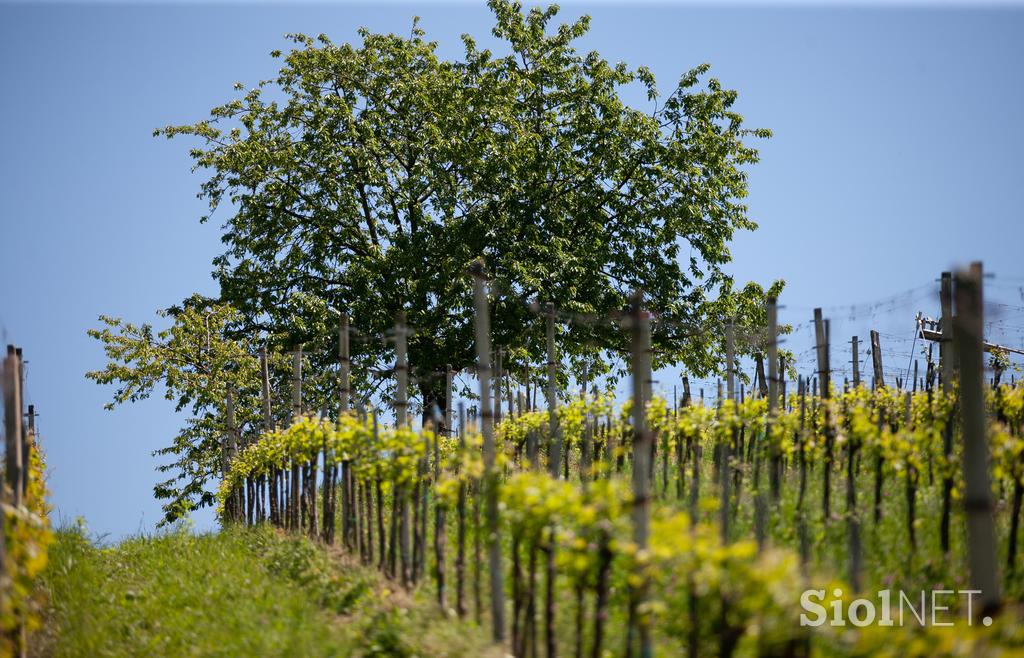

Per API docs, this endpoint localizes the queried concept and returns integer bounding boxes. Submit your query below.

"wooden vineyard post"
[372,411,388,576]
[955,262,1000,617]
[813,310,831,400]
[328,315,349,544]
[780,356,787,405]
[471,261,505,643]
[581,363,591,484]
[259,347,279,527]
[797,376,810,566]
[626,292,653,658]
[225,385,242,523]
[847,373,862,591]
[939,272,955,554]
[341,316,355,547]
[494,348,503,426]
[4,346,24,508]
[16,349,27,505]
[721,321,734,545]
[445,365,454,437]
[678,376,691,501]
[2,346,25,658]
[24,405,35,503]
[290,347,303,531]
[394,313,408,427]
[870,330,884,388]
[814,309,835,527]
[221,386,232,517]
[903,392,916,553]
[752,300,773,550]
[851,336,860,388]
[546,302,561,478]
[815,306,831,519]
[755,353,768,399]
[433,406,448,615]
[456,402,468,619]
[394,312,413,588]
[726,322,736,403]
[767,297,780,503]
[940,272,954,389]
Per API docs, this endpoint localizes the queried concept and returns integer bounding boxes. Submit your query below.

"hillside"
[34,525,498,657]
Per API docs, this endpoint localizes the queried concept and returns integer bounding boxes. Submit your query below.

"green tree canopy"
[93,1,782,522]
[157,0,778,405]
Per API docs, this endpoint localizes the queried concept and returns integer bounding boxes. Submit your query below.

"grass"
[35,522,499,657]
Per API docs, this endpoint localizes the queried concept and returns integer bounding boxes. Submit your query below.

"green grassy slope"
[36,524,497,657]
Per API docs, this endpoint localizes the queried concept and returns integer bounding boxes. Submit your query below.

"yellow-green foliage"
[219,413,479,517]
[213,384,1024,656]
[1,437,53,658]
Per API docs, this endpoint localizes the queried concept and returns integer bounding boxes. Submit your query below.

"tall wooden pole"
[3,346,23,507]
[726,322,735,403]
[870,330,884,388]
[546,302,561,477]
[493,348,503,426]
[581,363,591,483]
[938,273,955,553]
[722,322,734,546]
[334,315,351,545]
[395,312,408,428]
[15,348,27,505]
[259,346,279,526]
[767,299,780,505]
[628,292,653,658]
[25,404,35,500]
[767,300,779,412]
[291,347,303,421]
[851,336,860,388]
[225,385,241,521]
[445,365,454,436]
[259,348,274,431]
[940,272,954,391]
[955,262,1000,616]
[814,310,834,525]
[471,262,505,643]
[394,312,412,587]
[339,314,351,414]
[814,309,831,399]
[290,347,303,530]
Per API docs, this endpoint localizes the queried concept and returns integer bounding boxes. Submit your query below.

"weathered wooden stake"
[955,262,1000,616]
[456,402,468,619]
[767,298,780,503]
[627,292,653,658]
[939,272,955,554]
[851,336,860,388]
[290,347,303,530]
[394,312,412,587]
[721,322,734,546]
[546,302,561,478]
[471,262,505,643]
[870,330,884,388]
[814,310,834,524]
[3,346,23,507]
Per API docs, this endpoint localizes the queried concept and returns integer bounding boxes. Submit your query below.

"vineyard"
[201,264,1022,657]
[1,347,52,658]
[3,2,1023,656]
[5,268,1024,658]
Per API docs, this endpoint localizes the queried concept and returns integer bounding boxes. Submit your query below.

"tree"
[87,296,285,523]
[156,0,778,419]
[94,2,781,520]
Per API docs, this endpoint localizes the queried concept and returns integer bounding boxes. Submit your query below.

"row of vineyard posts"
[2,344,51,658]
[218,262,1019,657]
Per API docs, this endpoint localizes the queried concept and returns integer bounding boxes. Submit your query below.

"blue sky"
[1,1,1023,539]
